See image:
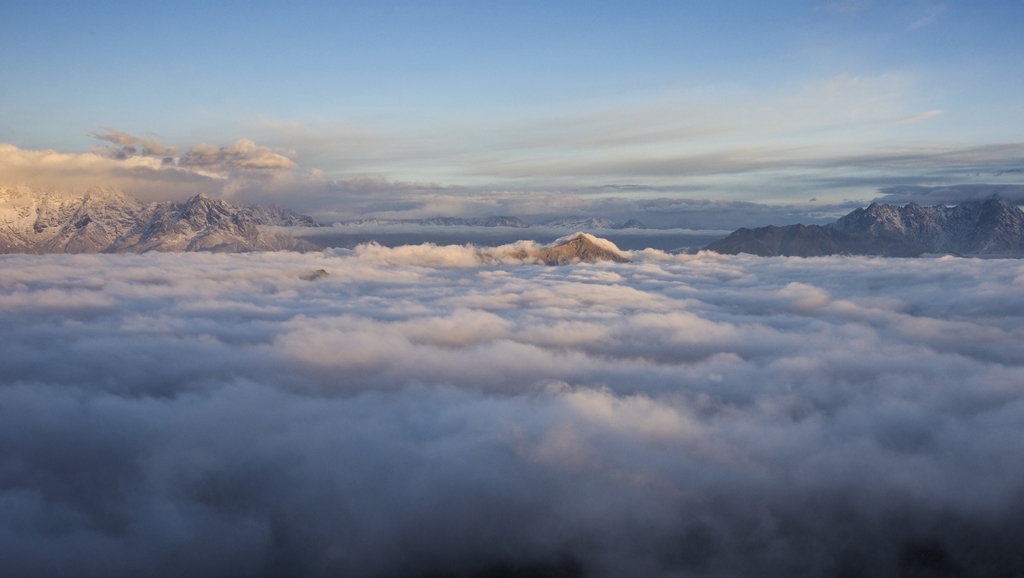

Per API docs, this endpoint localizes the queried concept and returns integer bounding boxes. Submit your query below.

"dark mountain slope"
[705,198,1024,257]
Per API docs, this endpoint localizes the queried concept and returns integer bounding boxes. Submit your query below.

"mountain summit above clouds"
[521,233,631,264]
[705,198,1024,257]
[0,187,318,254]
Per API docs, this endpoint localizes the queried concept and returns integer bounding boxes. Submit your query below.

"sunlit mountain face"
[2,246,1024,577]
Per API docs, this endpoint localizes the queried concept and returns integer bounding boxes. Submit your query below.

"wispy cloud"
[1,70,1018,215]
[889,109,943,124]
[909,3,947,29]
[817,0,875,15]
[242,75,989,204]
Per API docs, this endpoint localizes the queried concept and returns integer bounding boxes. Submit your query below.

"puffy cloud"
[89,127,179,158]
[0,133,300,203]
[1,248,1024,576]
[86,129,296,173]
[180,139,297,171]
[0,142,213,201]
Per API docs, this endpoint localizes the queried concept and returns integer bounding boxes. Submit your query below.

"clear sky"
[2,0,1023,219]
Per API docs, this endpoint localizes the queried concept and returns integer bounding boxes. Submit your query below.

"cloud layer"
[2,247,1024,577]
[4,121,1024,229]
[876,183,1024,204]
[0,139,854,229]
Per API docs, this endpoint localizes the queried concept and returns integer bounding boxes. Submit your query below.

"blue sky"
[2,0,1023,217]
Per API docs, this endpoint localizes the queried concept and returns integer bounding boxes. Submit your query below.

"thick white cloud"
[1,248,1024,577]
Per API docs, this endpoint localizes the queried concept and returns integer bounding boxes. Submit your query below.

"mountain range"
[0,187,317,254]
[705,198,1024,257]
[342,216,532,228]
[340,216,648,229]
[6,186,1023,258]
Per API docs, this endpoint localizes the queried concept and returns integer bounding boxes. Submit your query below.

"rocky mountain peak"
[707,198,1024,257]
[530,233,630,265]
[0,187,318,254]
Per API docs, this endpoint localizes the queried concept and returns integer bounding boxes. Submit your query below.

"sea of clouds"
[2,245,1024,577]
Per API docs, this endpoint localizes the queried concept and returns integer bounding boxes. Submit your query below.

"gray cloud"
[88,129,295,172]
[3,139,845,229]
[465,141,1024,183]
[89,127,179,159]
[269,185,854,229]
[876,183,1024,204]
[2,248,1024,577]
[179,139,296,171]
[9,123,1024,228]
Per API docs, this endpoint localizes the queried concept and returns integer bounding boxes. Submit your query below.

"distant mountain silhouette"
[341,216,647,229]
[704,198,1024,257]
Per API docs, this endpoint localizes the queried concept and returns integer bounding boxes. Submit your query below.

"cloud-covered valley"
[2,247,1024,577]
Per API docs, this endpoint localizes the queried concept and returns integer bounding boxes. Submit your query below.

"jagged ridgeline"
[501,233,631,265]
[705,198,1024,257]
[0,187,318,253]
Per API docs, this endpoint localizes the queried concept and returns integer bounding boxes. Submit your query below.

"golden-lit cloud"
[0,131,299,202]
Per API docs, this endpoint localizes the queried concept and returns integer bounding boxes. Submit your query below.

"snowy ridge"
[538,216,647,229]
[0,186,319,254]
[705,198,1024,257]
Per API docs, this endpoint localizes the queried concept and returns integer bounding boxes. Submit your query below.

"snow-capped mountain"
[704,198,1024,257]
[537,217,648,229]
[0,186,318,254]
[538,216,618,229]
[827,198,1024,254]
[530,233,631,264]
[241,203,320,227]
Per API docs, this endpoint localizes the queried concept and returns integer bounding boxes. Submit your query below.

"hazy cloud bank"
[876,183,1024,204]
[0,139,853,229]
[5,121,1024,229]
[2,247,1024,577]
